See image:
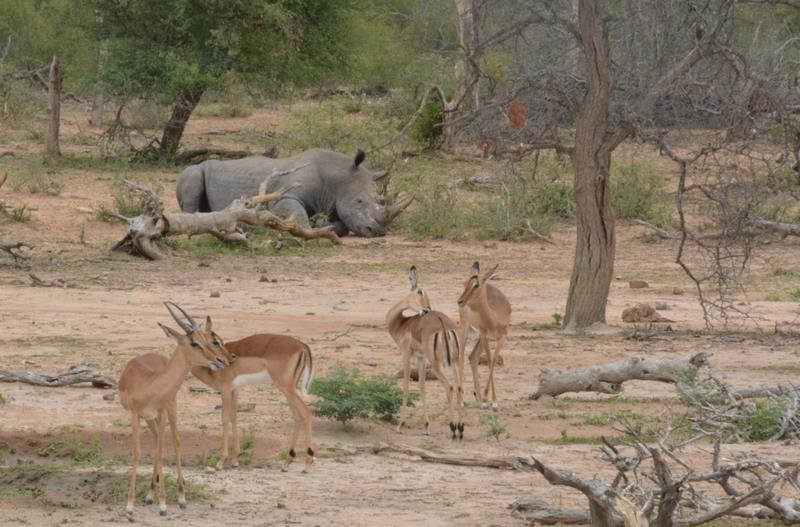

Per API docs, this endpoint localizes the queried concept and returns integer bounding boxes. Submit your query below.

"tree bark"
[89,40,108,127]
[44,55,61,160]
[563,0,619,334]
[453,0,480,109]
[158,87,205,157]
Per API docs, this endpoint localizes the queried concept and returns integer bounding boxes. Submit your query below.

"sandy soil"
[1,107,800,526]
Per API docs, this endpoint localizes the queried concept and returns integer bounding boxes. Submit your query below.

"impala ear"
[205,316,213,332]
[409,266,418,291]
[158,322,183,343]
[471,261,480,275]
[481,264,499,283]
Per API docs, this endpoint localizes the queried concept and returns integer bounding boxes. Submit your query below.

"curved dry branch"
[0,239,34,260]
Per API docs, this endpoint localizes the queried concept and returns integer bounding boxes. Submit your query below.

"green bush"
[97,177,162,221]
[611,161,673,227]
[309,364,412,427]
[410,98,443,151]
[739,398,785,442]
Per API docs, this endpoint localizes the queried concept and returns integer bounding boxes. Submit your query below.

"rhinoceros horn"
[375,193,415,226]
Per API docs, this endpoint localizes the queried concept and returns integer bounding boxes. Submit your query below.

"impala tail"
[298,345,314,396]
[436,316,458,374]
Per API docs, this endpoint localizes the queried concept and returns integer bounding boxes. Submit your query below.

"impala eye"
[417,290,423,296]
[472,283,479,289]
[191,341,200,348]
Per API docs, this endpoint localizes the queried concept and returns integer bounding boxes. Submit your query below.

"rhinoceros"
[176,149,413,237]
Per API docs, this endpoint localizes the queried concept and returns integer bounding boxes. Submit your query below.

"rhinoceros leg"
[176,165,207,213]
[313,218,348,237]
[270,198,311,228]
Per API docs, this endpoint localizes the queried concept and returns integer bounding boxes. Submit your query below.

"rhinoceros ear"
[354,149,366,168]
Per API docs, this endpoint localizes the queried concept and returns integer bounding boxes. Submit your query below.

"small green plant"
[764,293,781,302]
[480,413,507,441]
[410,97,444,151]
[4,204,32,222]
[37,436,102,463]
[551,313,563,326]
[789,289,800,302]
[238,429,255,466]
[739,398,785,442]
[309,364,414,427]
[611,161,673,227]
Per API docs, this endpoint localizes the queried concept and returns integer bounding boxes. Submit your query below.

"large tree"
[93,0,352,157]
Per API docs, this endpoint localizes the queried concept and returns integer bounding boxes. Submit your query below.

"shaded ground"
[1,106,799,526]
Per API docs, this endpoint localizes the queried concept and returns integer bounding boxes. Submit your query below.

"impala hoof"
[125,509,134,522]
[491,403,499,412]
[160,509,167,517]
[215,460,224,471]
[179,503,186,510]
[231,460,239,468]
[145,496,153,505]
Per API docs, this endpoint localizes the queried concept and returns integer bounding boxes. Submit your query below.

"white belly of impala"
[232,371,272,391]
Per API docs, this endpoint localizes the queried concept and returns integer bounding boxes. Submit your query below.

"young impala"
[457,261,511,411]
[178,312,315,472]
[387,266,465,439]
[118,303,229,519]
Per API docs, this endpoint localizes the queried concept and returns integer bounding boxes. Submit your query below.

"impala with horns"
[118,302,229,519]
[457,261,511,411]
[174,312,315,472]
[387,266,465,439]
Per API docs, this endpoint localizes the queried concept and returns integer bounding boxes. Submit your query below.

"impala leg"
[418,355,429,435]
[166,402,186,509]
[144,419,159,505]
[397,350,411,433]
[155,409,168,516]
[480,336,493,407]
[279,385,301,472]
[217,389,232,470]
[231,389,240,468]
[486,336,506,411]
[430,360,456,440]
[288,390,314,472]
[126,414,141,519]
[469,338,484,406]
[451,332,466,440]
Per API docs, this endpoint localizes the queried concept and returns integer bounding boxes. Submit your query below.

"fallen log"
[530,352,709,400]
[110,179,340,260]
[0,364,116,389]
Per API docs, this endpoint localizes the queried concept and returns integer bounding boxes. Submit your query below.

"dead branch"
[509,498,591,525]
[751,219,800,237]
[370,442,518,470]
[110,180,339,260]
[0,240,33,261]
[28,273,75,288]
[530,353,709,400]
[172,146,277,165]
[632,219,678,240]
[0,364,116,389]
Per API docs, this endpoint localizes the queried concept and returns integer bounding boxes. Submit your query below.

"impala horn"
[164,302,199,334]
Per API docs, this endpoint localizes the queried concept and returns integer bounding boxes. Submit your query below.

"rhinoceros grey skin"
[176,149,392,237]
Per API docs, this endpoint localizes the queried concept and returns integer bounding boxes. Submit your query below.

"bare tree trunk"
[90,41,108,127]
[454,0,480,109]
[44,55,61,160]
[563,0,629,334]
[158,87,204,157]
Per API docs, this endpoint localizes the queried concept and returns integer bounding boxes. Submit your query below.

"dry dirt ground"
[1,107,800,526]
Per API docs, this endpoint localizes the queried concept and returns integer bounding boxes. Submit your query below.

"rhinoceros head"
[331,150,413,237]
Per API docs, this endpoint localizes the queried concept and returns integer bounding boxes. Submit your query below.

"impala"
[388,266,464,439]
[457,261,511,411]
[181,314,315,472]
[118,302,229,519]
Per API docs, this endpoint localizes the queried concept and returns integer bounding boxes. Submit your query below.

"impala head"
[161,302,230,369]
[404,266,432,316]
[198,316,237,363]
[457,261,498,308]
